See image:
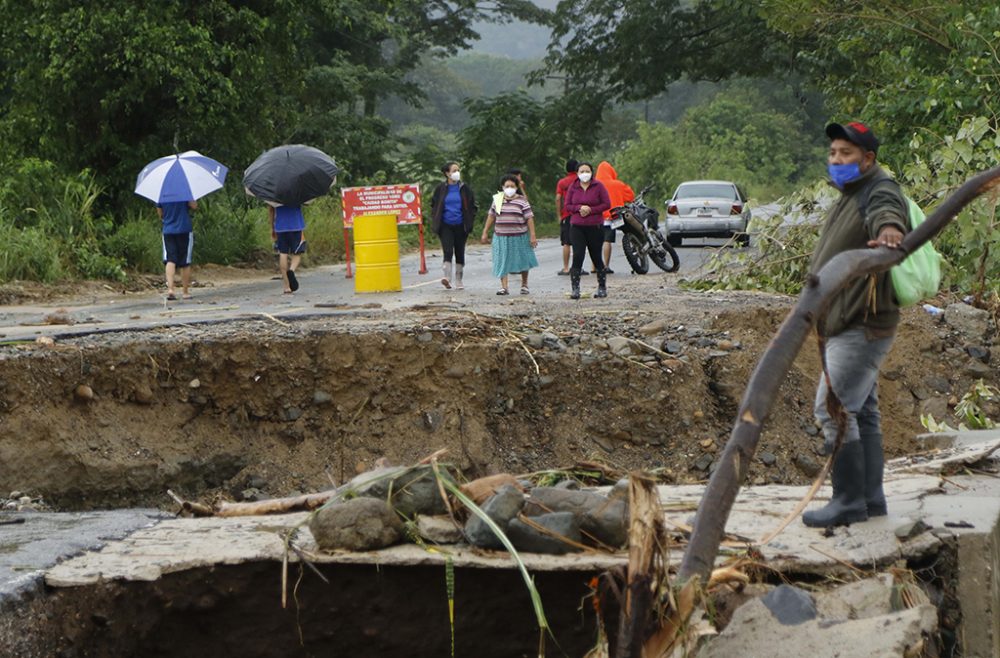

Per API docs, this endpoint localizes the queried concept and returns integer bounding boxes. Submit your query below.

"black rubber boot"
[594,270,607,298]
[802,440,869,527]
[861,431,887,517]
[570,269,581,300]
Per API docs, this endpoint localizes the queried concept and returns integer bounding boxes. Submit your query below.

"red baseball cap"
[826,121,880,153]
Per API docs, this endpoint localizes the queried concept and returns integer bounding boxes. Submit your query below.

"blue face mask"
[828,162,861,189]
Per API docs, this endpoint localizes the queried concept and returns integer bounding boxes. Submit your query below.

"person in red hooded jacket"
[595,161,635,274]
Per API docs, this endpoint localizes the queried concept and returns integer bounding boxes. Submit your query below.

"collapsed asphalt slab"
[30,433,1000,656]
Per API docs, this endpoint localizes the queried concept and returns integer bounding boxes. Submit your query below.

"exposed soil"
[1,563,598,658]
[1,291,993,511]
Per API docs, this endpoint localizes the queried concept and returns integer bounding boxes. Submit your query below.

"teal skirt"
[492,232,538,277]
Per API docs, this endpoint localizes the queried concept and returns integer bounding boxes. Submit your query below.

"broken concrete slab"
[702,594,937,658]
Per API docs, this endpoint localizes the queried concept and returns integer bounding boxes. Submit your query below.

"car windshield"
[675,183,737,200]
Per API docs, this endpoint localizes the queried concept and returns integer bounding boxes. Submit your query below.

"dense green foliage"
[0,1,547,283]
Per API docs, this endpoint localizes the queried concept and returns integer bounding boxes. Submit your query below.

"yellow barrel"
[353,214,402,293]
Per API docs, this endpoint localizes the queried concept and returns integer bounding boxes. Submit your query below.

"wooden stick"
[678,164,1000,584]
[215,489,341,517]
[166,489,214,516]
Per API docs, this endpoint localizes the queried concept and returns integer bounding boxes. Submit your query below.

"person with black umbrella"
[269,205,306,293]
[243,144,339,294]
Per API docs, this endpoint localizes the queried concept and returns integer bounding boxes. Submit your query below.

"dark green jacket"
[808,164,909,337]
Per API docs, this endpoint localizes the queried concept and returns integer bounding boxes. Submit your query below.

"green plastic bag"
[890,197,942,307]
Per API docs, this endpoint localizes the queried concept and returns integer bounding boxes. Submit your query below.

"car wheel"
[667,234,682,247]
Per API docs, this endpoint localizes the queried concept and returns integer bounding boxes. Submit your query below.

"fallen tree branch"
[215,490,341,517]
[678,164,1000,584]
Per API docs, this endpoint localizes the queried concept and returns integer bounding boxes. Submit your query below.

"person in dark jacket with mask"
[430,162,478,289]
[803,121,908,528]
[563,162,612,299]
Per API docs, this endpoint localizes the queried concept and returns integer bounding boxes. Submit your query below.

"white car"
[665,180,752,247]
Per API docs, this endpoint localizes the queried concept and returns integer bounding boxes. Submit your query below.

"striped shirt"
[489,197,533,236]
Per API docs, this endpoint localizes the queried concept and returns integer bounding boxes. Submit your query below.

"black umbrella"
[243,144,340,206]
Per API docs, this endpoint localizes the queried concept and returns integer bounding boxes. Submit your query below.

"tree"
[538,0,796,103]
[0,1,550,204]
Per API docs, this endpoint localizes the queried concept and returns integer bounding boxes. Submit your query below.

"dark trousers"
[439,223,467,265]
[571,224,603,272]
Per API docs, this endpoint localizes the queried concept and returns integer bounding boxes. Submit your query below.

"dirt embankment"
[0,302,991,510]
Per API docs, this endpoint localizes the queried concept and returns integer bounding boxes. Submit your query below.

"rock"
[284,407,303,422]
[760,451,777,466]
[662,340,683,354]
[923,376,950,394]
[761,585,817,625]
[918,397,949,420]
[239,487,267,502]
[312,390,333,405]
[695,337,715,348]
[522,487,606,518]
[349,465,455,517]
[17,496,32,506]
[554,479,580,490]
[35,335,55,346]
[894,519,931,541]
[73,384,94,402]
[507,512,582,554]
[247,475,267,489]
[538,375,555,388]
[133,384,154,405]
[582,497,628,548]
[608,478,630,501]
[692,453,714,472]
[910,386,931,401]
[460,474,522,505]
[309,497,403,551]
[717,339,736,351]
[541,332,565,350]
[592,435,615,453]
[965,345,990,362]
[9,491,23,500]
[965,360,992,378]
[606,336,633,356]
[416,515,463,544]
[188,378,201,389]
[417,332,433,343]
[945,303,990,339]
[524,333,545,349]
[792,454,821,478]
[638,318,668,336]
[422,409,443,431]
[465,484,525,549]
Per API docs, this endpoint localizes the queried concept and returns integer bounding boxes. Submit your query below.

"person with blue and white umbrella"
[135,150,228,301]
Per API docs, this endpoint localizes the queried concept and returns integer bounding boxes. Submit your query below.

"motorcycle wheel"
[622,233,649,274]
[649,232,680,273]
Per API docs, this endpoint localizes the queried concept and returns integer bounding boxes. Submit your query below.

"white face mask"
[503,186,517,197]
[578,172,592,183]
[450,171,461,182]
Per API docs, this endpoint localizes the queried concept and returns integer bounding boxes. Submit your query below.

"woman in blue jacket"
[430,162,478,289]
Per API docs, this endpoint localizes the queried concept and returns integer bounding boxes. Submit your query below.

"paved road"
[0,238,729,341]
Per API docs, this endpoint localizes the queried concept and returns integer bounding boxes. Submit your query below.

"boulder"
[348,465,455,517]
[507,512,582,554]
[309,497,402,551]
[945,303,990,340]
[416,515,463,544]
[582,497,628,548]
[522,487,606,517]
[464,484,525,549]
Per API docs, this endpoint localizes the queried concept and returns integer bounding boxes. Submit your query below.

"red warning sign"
[341,184,422,227]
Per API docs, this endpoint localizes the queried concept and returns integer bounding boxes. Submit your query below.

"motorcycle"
[609,184,680,274]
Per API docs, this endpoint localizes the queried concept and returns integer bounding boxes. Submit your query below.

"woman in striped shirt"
[480,174,538,295]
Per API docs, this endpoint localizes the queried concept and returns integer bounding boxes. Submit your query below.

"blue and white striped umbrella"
[134,150,228,203]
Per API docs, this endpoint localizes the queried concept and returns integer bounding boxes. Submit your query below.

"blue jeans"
[814,326,894,449]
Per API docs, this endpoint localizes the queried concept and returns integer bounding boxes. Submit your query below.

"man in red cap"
[802,121,909,528]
